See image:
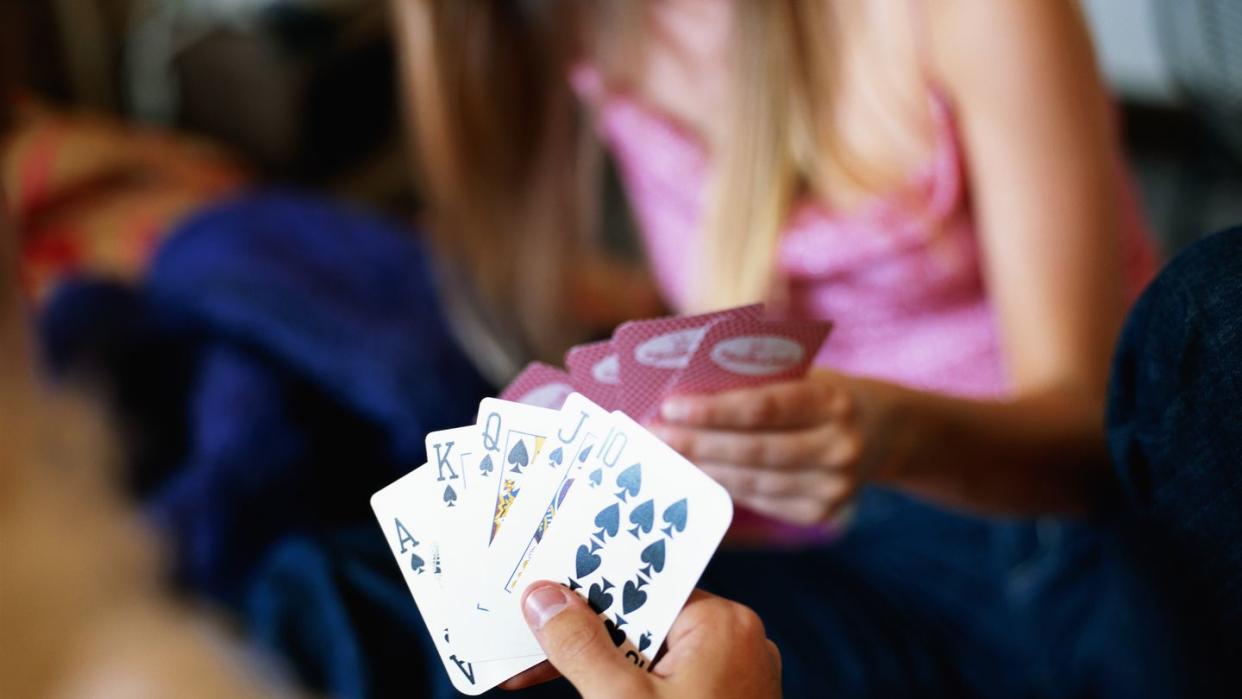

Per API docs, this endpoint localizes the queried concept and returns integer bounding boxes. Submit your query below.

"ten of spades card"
[466,409,734,664]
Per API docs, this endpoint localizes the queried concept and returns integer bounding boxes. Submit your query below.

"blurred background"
[7,0,1242,270]
[2,0,1240,697]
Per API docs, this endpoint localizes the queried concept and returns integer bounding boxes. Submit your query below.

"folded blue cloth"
[40,190,492,605]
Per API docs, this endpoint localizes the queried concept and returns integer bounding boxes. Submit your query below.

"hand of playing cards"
[370,304,831,694]
[501,302,831,420]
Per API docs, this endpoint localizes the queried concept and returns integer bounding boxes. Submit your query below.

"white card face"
[466,410,734,663]
[424,425,482,520]
[453,394,612,657]
[447,400,560,638]
[424,425,490,621]
[487,394,613,598]
[472,399,561,544]
[370,465,541,695]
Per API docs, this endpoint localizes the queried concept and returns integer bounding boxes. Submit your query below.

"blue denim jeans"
[1106,225,1242,695]
[699,490,1186,698]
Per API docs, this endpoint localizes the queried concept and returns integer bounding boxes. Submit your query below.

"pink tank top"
[574,71,1159,401]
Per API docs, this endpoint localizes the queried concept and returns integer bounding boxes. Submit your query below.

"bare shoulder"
[923,0,1101,98]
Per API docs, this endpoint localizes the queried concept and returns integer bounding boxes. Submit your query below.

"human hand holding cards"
[371,395,734,694]
[370,303,830,693]
[509,582,782,698]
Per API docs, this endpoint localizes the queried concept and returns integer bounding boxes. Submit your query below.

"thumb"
[522,581,650,698]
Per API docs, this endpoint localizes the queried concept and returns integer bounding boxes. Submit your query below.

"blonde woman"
[395,1,1186,696]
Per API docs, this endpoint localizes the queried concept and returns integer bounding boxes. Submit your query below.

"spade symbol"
[639,539,666,577]
[409,551,425,574]
[593,503,620,540]
[615,463,642,501]
[587,580,615,613]
[479,454,494,475]
[638,632,653,653]
[507,440,530,474]
[661,498,688,537]
[628,499,655,538]
[622,579,648,614]
[589,469,603,488]
[548,447,564,467]
[575,544,602,577]
[578,444,594,463]
[604,617,627,647]
[443,484,458,507]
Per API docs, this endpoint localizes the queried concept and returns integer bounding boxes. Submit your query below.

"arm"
[654,0,1128,517]
[894,0,1125,513]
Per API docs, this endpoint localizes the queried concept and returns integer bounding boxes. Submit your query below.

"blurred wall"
[1082,0,1178,105]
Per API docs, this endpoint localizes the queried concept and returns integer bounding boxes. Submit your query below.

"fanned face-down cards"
[498,362,576,409]
[564,340,620,410]
[612,303,763,420]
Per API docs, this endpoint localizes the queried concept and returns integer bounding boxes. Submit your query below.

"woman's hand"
[650,370,892,526]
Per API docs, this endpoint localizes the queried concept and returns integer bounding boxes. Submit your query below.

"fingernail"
[524,584,571,630]
[661,399,691,422]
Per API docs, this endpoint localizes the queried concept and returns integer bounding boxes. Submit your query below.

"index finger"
[659,589,720,650]
[658,378,850,430]
[655,589,768,676]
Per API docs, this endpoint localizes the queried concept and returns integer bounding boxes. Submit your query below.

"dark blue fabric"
[37,188,491,628]
[1106,225,1242,696]
[129,191,494,603]
[701,488,1189,699]
[36,191,520,699]
[142,190,489,471]
[247,528,577,699]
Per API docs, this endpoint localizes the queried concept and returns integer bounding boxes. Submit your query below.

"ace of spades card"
[468,409,733,664]
[370,465,540,695]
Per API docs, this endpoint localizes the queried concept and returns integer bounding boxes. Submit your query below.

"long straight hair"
[396,1,884,375]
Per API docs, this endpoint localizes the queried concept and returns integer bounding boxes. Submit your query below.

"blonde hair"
[397,1,895,372]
